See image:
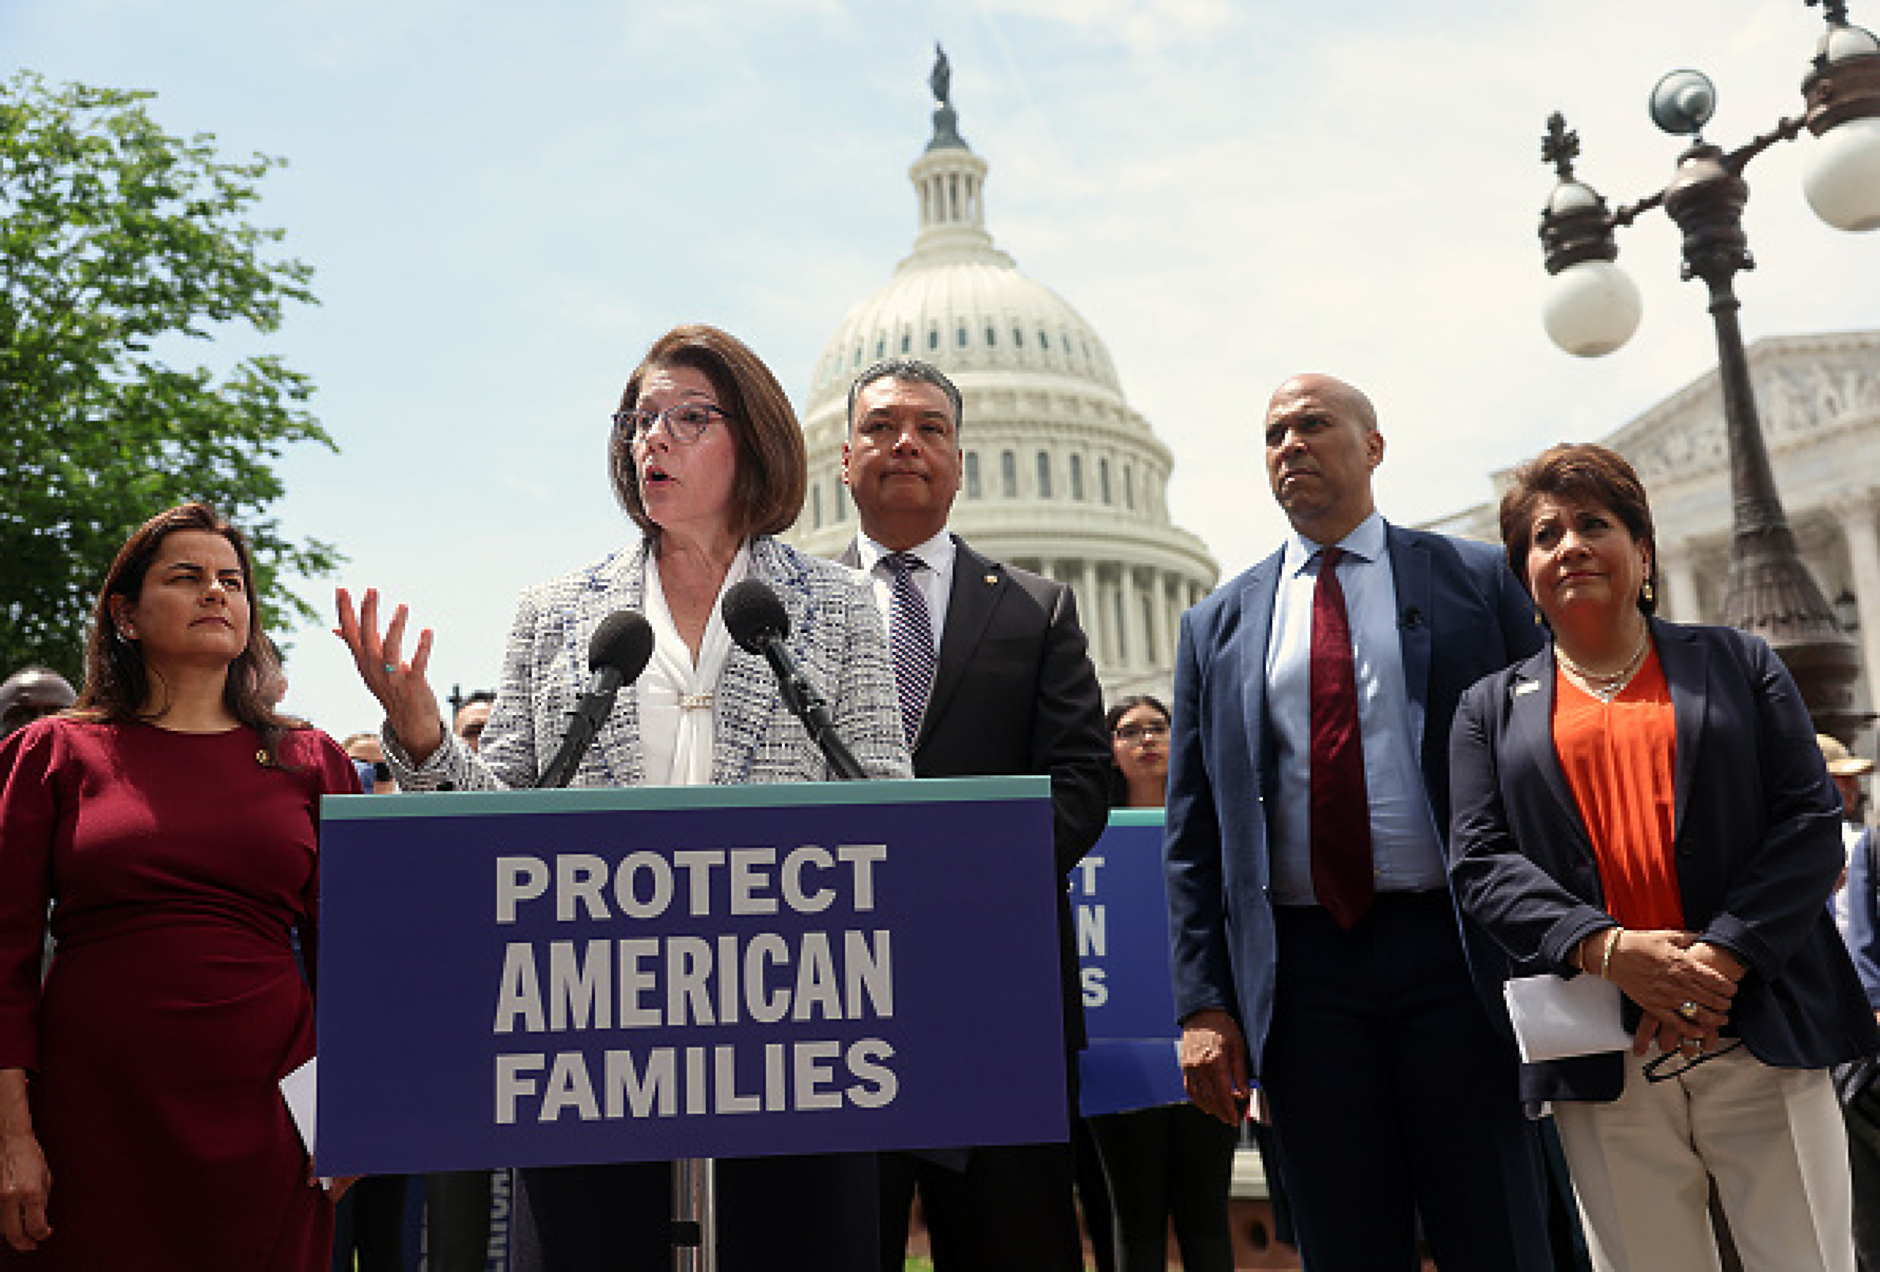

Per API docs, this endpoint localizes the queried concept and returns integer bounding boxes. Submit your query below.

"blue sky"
[7,0,1878,733]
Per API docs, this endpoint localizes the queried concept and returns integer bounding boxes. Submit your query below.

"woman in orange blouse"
[1448,444,1877,1271]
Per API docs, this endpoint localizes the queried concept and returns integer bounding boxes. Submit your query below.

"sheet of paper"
[280,1056,317,1157]
[1503,973,1631,1063]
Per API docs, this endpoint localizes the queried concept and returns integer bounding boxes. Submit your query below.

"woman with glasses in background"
[335,324,910,1271]
[1448,443,1878,1272]
[1085,696,1237,1272]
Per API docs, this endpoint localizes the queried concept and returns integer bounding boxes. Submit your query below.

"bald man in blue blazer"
[1165,374,1553,1270]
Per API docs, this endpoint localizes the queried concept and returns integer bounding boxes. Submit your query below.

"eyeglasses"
[1642,1036,1743,1083]
[1113,724,1169,743]
[612,402,728,444]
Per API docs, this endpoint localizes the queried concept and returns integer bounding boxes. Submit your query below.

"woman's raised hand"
[334,587,446,764]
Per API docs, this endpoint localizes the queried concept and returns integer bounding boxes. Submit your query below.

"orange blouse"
[1552,648,1684,931]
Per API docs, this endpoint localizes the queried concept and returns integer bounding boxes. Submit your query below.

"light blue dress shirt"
[1265,513,1449,906]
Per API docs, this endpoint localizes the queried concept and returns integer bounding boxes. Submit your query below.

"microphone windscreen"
[721,579,791,654]
[588,611,655,683]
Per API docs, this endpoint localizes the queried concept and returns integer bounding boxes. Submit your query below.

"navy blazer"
[1448,618,1880,1099]
[1163,522,1541,1067]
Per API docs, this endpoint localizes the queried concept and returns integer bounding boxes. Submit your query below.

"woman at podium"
[335,323,910,1270]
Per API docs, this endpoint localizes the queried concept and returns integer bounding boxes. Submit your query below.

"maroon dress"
[0,717,358,1270]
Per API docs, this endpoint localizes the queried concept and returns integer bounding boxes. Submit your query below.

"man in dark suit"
[1166,373,1554,1270]
[839,356,1110,1272]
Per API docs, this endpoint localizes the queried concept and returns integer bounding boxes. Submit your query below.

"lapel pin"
[1514,681,1540,697]
[984,573,997,585]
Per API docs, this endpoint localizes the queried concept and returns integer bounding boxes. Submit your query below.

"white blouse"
[635,542,752,787]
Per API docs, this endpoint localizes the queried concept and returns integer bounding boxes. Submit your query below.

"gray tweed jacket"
[390,535,911,791]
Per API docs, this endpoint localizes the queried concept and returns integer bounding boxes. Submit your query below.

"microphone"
[721,579,866,781]
[535,611,655,789]
[1399,605,1424,631]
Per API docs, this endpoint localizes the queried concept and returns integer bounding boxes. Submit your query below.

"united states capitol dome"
[786,50,1217,700]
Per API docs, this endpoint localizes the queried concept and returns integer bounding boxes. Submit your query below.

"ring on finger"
[1677,1000,1699,1021]
[382,662,396,675]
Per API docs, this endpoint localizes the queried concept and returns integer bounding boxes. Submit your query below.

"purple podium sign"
[315,776,1063,1177]
[1074,810,1187,1117]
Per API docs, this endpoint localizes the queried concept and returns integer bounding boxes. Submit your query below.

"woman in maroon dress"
[0,503,358,1270]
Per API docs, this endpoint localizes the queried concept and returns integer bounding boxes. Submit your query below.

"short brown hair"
[1499,443,1658,615]
[609,325,807,541]
[74,501,304,760]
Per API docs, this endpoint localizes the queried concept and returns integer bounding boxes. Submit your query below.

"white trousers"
[1553,1045,1854,1272]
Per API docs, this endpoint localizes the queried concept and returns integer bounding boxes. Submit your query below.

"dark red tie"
[1310,546,1374,929]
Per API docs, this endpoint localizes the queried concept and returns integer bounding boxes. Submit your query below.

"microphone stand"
[760,638,866,781]
[674,636,868,1272]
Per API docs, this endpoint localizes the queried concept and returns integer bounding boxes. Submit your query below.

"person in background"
[452,692,493,753]
[1826,733,1880,1270]
[335,323,910,1272]
[422,692,501,1272]
[1167,373,1552,1271]
[1449,442,1879,1271]
[836,356,1110,1272]
[0,502,358,1269]
[0,667,76,739]
[1087,695,1236,1272]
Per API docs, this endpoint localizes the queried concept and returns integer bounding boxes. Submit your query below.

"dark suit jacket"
[843,534,1110,1051]
[1163,522,1542,1067]
[1448,618,1880,1101]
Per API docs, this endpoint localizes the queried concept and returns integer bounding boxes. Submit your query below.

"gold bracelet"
[1598,927,1622,980]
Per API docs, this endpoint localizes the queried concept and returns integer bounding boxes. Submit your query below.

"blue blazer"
[1448,619,1880,1100]
[1163,522,1541,1066]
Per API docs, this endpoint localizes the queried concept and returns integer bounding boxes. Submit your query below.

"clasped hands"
[1593,927,1744,1058]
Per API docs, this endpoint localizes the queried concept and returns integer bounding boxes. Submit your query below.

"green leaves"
[0,70,339,683]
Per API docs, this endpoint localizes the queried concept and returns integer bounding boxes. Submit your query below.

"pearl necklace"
[1556,626,1651,704]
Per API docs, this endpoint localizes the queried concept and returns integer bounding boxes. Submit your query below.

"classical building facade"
[784,66,1217,703]
[1427,328,1880,753]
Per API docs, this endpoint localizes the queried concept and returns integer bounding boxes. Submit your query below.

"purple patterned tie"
[884,553,936,749]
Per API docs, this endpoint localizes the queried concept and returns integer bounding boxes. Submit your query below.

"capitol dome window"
[1036,451,1053,498]
[1039,330,1050,352]
[875,336,886,359]
[985,325,997,347]
[1001,450,1017,498]
[928,327,939,351]
[1123,465,1134,510]
[900,331,911,354]
[965,452,981,499]
[812,484,823,529]
[1099,458,1112,505]
[957,325,968,349]
[1070,454,1084,501]
[1013,327,1023,348]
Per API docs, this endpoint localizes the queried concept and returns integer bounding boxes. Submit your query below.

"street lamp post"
[1536,0,1880,743]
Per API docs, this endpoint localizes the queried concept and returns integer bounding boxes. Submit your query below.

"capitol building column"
[1151,570,1173,681]
[1660,539,1702,625]
[1832,488,1880,710]
[1079,562,1103,665]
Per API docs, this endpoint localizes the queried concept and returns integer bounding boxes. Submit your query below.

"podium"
[313,776,1068,1177]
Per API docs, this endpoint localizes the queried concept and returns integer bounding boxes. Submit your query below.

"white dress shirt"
[855,529,954,651]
